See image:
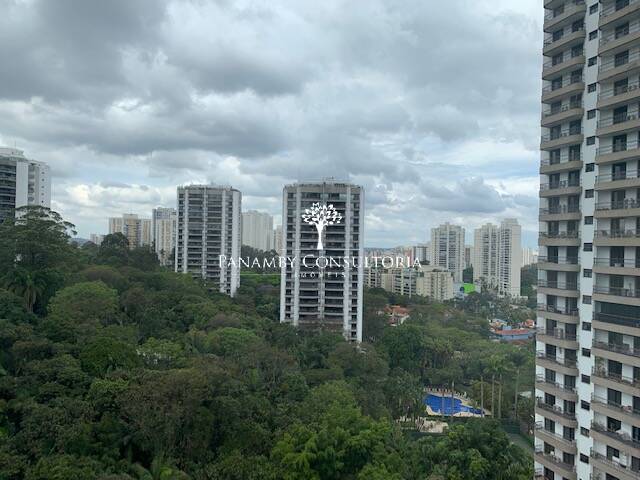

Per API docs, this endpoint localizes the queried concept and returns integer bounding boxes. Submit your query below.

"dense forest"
[0,207,533,479]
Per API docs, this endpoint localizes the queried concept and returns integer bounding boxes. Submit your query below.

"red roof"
[495,329,531,336]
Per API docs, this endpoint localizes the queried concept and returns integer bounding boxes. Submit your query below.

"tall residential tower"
[0,147,50,222]
[430,223,465,283]
[537,1,640,479]
[152,207,177,267]
[279,181,364,342]
[175,185,241,296]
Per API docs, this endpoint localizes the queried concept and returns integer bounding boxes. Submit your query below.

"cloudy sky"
[0,0,542,247]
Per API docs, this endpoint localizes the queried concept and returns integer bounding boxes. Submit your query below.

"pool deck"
[424,389,488,418]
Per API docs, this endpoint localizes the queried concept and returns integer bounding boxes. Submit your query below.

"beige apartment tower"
[537,1,640,479]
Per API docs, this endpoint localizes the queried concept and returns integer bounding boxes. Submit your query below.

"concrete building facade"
[175,185,242,296]
[536,2,640,479]
[0,147,50,222]
[108,214,151,249]
[152,207,177,267]
[279,181,364,342]
[430,223,465,283]
[242,210,274,251]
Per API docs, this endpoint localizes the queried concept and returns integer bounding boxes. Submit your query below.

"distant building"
[152,207,177,266]
[273,225,283,255]
[0,147,50,222]
[109,214,151,249]
[279,181,364,342]
[492,327,533,343]
[364,265,382,288]
[430,223,465,283]
[473,219,522,297]
[416,265,455,301]
[522,247,538,267]
[175,185,242,296]
[412,243,431,264]
[89,233,104,246]
[242,210,274,251]
[464,245,473,269]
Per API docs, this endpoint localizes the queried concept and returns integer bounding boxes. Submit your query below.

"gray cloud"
[0,0,542,246]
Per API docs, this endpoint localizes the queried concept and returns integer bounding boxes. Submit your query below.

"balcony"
[592,365,640,397]
[598,80,640,109]
[540,178,582,196]
[596,170,640,192]
[597,139,640,164]
[535,422,578,452]
[543,55,585,81]
[542,75,584,103]
[544,0,586,33]
[597,112,640,137]
[593,256,640,275]
[593,340,640,364]
[594,311,640,331]
[539,204,582,221]
[535,374,578,401]
[591,422,640,454]
[541,128,583,151]
[599,21,640,55]
[601,0,640,28]
[599,50,640,82]
[537,303,580,323]
[538,255,580,273]
[541,102,584,127]
[593,285,640,306]
[591,449,640,480]
[539,231,581,246]
[595,229,640,246]
[591,394,640,426]
[544,27,585,57]
[534,449,577,480]
[595,199,640,219]
[538,279,580,298]
[536,352,579,375]
[536,398,577,424]
[536,328,579,350]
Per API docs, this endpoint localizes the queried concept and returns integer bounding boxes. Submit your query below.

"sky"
[0,0,543,247]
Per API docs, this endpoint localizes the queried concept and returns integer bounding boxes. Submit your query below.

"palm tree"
[3,267,47,312]
[484,354,513,419]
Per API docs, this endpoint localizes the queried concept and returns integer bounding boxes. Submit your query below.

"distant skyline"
[0,0,542,247]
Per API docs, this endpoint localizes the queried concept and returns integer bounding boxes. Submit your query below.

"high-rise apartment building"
[465,245,473,269]
[242,210,274,251]
[280,181,364,342]
[430,223,465,283]
[0,147,50,222]
[152,207,177,266]
[108,214,151,249]
[89,234,104,246]
[413,243,431,264]
[175,185,241,296]
[416,266,455,302]
[273,225,283,255]
[474,220,522,297]
[474,223,500,287]
[523,247,539,267]
[537,2,640,479]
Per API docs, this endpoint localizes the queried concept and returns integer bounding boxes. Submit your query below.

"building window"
[587,109,596,119]
[581,374,591,384]
[585,189,594,198]
[590,3,599,14]
[589,30,598,40]
[583,296,592,305]
[588,83,597,93]
[582,348,591,357]
[584,269,592,278]
[586,163,595,172]
[581,400,591,410]
[588,56,597,66]
[585,216,594,225]
[586,136,596,145]
[582,321,592,331]
[584,242,593,251]
[580,453,590,463]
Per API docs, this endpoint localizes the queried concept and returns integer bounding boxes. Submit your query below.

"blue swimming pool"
[424,394,483,416]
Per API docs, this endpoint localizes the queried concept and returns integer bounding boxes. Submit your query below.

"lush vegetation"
[0,207,533,479]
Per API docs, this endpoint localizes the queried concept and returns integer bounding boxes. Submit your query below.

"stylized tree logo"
[302,202,342,250]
